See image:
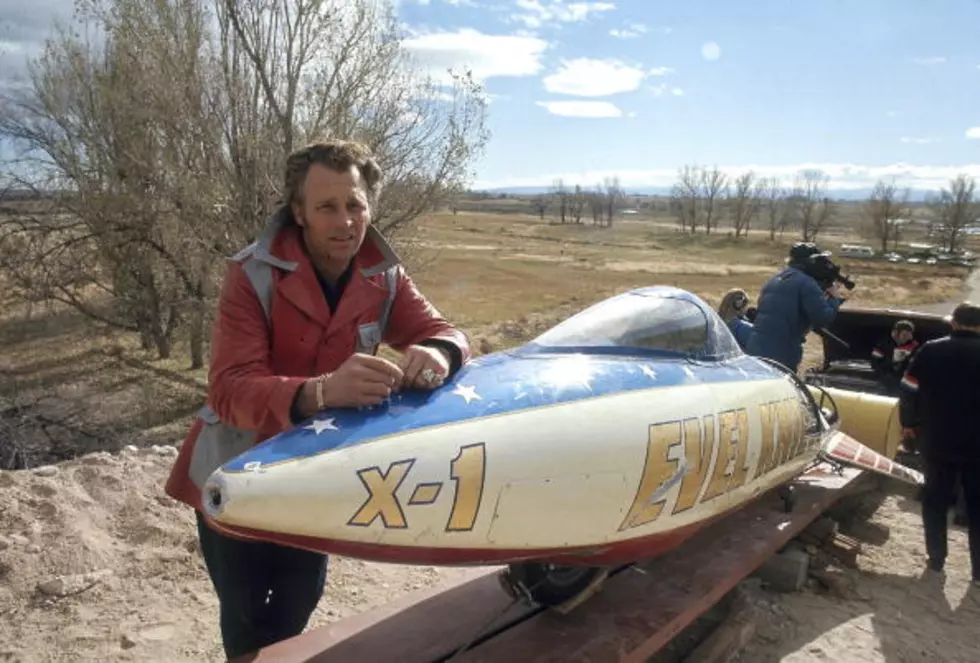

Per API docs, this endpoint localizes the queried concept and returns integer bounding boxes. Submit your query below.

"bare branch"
[862,179,912,253]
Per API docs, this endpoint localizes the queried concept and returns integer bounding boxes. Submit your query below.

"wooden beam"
[452,467,862,663]
[229,566,537,663]
[234,466,864,663]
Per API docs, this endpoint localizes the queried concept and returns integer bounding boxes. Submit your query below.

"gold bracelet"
[315,374,328,410]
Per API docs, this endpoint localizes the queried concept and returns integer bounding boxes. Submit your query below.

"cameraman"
[745,243,849,373]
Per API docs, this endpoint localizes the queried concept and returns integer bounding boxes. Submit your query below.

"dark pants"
[196,511,328,660]
[921,457,980,579]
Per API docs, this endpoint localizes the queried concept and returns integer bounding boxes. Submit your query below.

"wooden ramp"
[232,465,864,663]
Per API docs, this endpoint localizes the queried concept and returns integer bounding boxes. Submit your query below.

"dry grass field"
[0,207,976,662]
[1,209,970,465]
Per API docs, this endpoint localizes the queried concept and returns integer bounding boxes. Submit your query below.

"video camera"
[805,253,856,292]
[790,243,856,293]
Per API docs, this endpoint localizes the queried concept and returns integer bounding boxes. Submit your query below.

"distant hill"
[471,185,941,202]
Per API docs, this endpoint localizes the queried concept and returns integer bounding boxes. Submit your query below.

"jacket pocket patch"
[357,321,382,354]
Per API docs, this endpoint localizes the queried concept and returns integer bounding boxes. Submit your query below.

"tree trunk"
[188,299,205,370]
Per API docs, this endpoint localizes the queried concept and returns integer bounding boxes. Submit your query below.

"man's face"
[292,163,370,276]
[893,329,912,345]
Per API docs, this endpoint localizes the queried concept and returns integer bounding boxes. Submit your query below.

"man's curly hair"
[284,139,384,208]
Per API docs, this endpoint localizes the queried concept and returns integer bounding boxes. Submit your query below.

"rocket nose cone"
[202,474,228,520]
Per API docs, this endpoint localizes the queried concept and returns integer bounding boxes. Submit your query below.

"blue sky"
[2,0,979,193]
[396,0,980,192]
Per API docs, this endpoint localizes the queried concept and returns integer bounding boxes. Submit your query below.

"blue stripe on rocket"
[222,348,781,472]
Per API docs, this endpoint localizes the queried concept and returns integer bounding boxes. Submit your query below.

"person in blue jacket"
[745,242,849,372]
[717,288,754,350]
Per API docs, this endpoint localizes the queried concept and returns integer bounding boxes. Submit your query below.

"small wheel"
[503,562,606,607]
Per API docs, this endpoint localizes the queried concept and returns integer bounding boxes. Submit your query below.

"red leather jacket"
[165,214,470,512]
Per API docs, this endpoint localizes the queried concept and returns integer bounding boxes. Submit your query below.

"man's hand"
[826,283,846,300]
[397,344,451,390]
[296,354,404,415]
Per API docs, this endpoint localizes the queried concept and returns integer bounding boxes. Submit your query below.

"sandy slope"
[0,446,495,662]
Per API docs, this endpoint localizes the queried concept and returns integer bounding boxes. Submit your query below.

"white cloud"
[911,56,946,65]
[967,127,980,139]
[648,83,684,97]
[612,24,672,38]
[510,0,615,30]
[648,67,674,76]
[473,162,980,192]
[900,137,938,144]
[610,22,647,39]
[542,58,654,97]
[402,28,549,85]
[701,41,722,61]
[399,0,476,5]
[535,100,622,117]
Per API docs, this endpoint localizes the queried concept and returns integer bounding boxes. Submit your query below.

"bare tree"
[758,178,789,241]
[699,167,728,235]
[0,0,489,368]
[589,185,603,225]
[552,179,568,223]
[668,165,728,235]
[569,184,586,224]
[602,176,621,227]
[531,194,548,220]
[669,165,701,233]
[926,175,977,253]
[727,171,764,238]
[786,169,833,241]
[0,0,220,362]
[863,179,912,253]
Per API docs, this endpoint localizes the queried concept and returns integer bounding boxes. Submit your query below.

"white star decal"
[305,417,339,434]
[452,384,482,404]
[640,365,658,380]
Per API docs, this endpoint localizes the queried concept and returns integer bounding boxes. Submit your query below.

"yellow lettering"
[348,460,414,528]
[779,399,805,460]
[446,443,486,532]
[727,408,751,490]
[702,408,745,502]
[672,415,712,514]
[408,482,442,506]
[620,421,683,530]
[757,401,778,476]
[774,400,795,467]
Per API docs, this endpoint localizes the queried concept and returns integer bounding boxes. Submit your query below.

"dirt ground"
[0,211,977,662]
[737,484,979,663]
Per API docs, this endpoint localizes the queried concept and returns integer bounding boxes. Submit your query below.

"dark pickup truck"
[802,306,952,396]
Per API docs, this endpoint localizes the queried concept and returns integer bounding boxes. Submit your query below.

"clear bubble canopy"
[524,286,743,360]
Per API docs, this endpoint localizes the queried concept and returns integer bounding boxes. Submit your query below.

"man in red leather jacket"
[165,139,471,659]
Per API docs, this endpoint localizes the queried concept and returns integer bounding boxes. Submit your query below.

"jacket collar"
[245,204,401,276]
[237,204,402,328]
